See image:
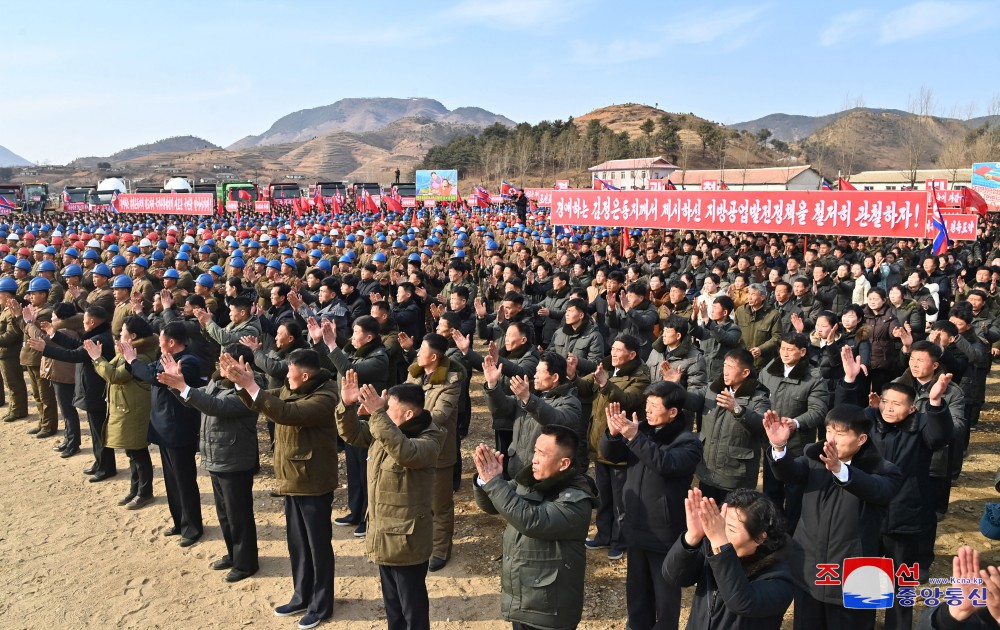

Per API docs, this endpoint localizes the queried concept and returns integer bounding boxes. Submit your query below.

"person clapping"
[663,487,794,630]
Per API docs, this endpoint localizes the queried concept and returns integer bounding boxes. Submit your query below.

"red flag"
[962,187,989,217]
[314,189,324,212]
[384,195,404,213]
[294,196,304,219]
[838,177,857,191]
[719,181,730,190]
[364,191,379,214]
[237,188,253,201]
[665,179,677,190]
[621,229,630,256]
[330,195,341,215]
[455,188,466,209]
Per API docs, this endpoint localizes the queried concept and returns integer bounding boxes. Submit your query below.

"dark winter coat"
[767,439,902,604]
[663,537,796,630]
[600,417,702,552]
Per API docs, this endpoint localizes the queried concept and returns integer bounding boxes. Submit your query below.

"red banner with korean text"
[116,193,214,215]
[929,214,978,241]
[63,202,88,213]
[254,201,271,213]
[648,180,666,191]
[550,190,933,239]
[525,188,555,206]
[401,197,417,208]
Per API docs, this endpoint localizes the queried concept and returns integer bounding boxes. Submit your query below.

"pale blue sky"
[3,0,995,164]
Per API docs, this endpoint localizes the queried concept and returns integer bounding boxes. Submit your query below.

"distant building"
[588,156,677,189]
[669,165,823,191]
[846,168,972,191]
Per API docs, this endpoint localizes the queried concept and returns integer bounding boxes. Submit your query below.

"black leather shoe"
[164,527,181,537]
[210,556,233,571]
[89,471,117,483]
[178,536,201,548]
[36,430,55,439]
[428,556,448,572]
[83,466,97,475]
[60,446,80,458]
[26,427,41,435]
[224,568,257,583]
[117,493,137,506]
[125,496,154,510]
[53,441,68,452]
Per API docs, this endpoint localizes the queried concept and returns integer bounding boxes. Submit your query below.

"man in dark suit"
[123,321,205,546]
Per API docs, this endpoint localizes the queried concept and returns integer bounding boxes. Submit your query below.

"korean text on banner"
[114,193,214,216]
[549,189,929,239]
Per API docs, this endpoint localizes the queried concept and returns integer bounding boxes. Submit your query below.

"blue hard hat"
[151,250,165,261]
[309,249,322,258]
[82,249,101,261]
[61,263,82,277]
[196,273,215,288]
[317,259,332,272]
[486,241,499,251]
[452,250,466,259]
[254,256,267,265]
[266,260,281,271]
[64,247,79,258]
[111,255,127,267]
[2,255,14,266]
[198,245,212,254]
[28,277,52,292]
[346,234,356,242]
[338,255,353,264]
[282,258,296,268]
[363,237,374,246]
[175,252,190,261]
[163,268,180,279]
[127,245,140,255]
[93,263,112,277]
[228,257,245,269]
[321,237,333,246]
[37,260,57,273]
[0,277,17,293]
[107,245,120,254]
[408,253,422,262]
[393,239,405,248]
[210,265,224,276]
[111,275,133,289]
[14,259,32,272]
[44,246,57,255]
[133,256,149,268]
[281,247,293,257]
[373,252,387,262]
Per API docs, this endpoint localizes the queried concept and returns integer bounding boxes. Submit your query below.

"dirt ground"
[0,366,998,629]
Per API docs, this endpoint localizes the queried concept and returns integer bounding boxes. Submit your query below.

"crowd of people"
[2,199,1000,630]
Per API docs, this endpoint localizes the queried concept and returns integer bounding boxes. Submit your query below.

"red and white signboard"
[63,202,88,213]
[701,180,720,191]
[525,189,555,206]
[254,201,271,213]
[929,214,978,241]
[648,179,666,191]
[401,197,417,208]
[554,180,569,190]
[115,193,214,216]
[423,200,437,208]
[490,194,503,204]
[226,201,239,213]
[926,178,949,191]
[550,189,933,239]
